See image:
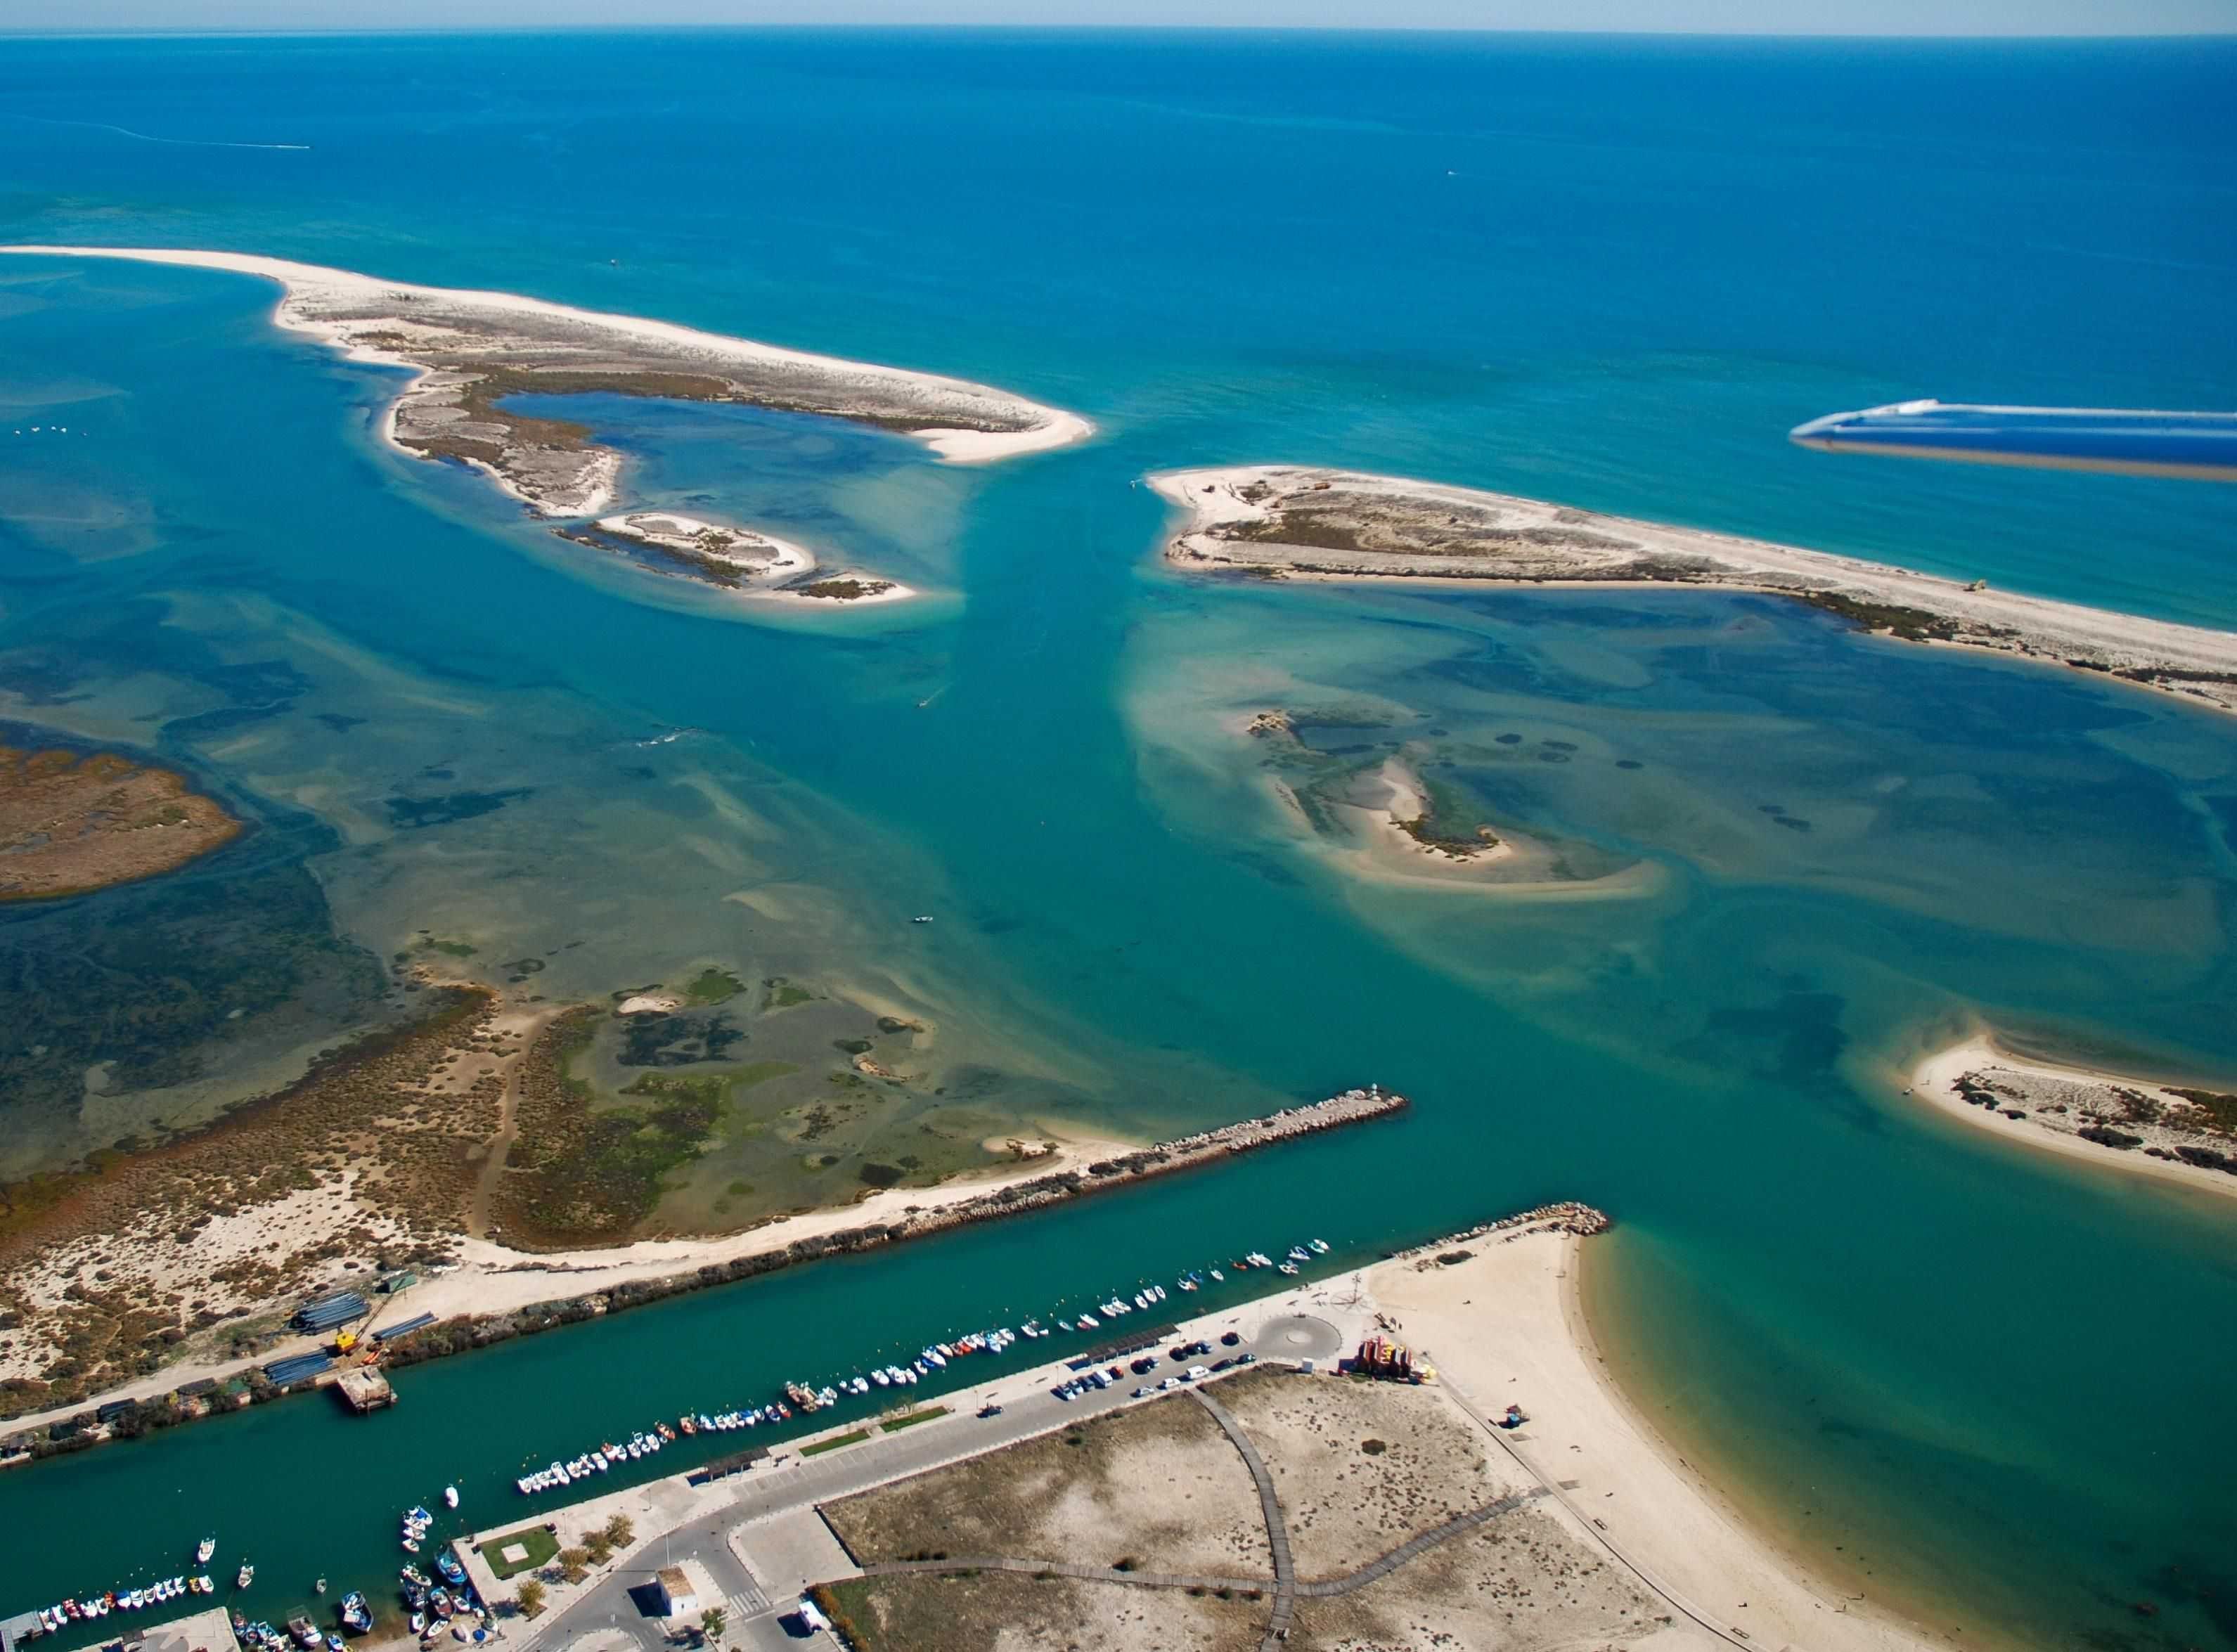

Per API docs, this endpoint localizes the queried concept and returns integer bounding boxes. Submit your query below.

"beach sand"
[584,510,917,605]
[1909,1032,2237,1203]
[0,1117,1137,1446]
[1151,465,2237,716]
[0,247,1094,515]
[1369,1230,1951,1652]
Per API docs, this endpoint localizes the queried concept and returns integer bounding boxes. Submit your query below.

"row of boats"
[505,1240,1329,1494]
[30,1538,243,1634]
[514,1421,674,1495]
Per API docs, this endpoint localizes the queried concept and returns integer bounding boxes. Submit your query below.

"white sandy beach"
[1909,1032,2237,1203]
[1152,465,2237,716]
[1371,1231,1953,1652]
[0,246,1094,510]
[587,510,917,605]
[0,1121,1139,1445]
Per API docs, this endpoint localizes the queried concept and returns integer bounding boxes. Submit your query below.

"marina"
[1,1219,1355,1648]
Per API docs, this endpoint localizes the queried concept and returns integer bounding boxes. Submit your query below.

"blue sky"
[22,0,2237,32]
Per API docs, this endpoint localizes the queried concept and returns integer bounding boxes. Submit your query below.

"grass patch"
[683,967,744,1007]
[479,1525,559,1579]
[801,1428,870,1457]
[763,976,814,1009]
[879,1407,948,1433]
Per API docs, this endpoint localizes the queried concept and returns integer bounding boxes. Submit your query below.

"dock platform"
[335,1367,396,1412]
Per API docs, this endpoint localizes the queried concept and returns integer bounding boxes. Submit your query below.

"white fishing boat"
[196,1538,217,1565]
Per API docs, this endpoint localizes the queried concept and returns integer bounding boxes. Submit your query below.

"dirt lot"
[1218,1367,1523,1576]
[821,1570,1265,1652]
[823,1389,1273,1578]
[1289,1504,1668,1651]
[819,1369,1671,1651]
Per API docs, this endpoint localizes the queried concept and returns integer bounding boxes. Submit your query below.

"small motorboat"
[197,1538,217,1565]
[409,1614,425,1637]
[340,1591,372,1634]
[315,1580,327,1596]
[238,1563,256,1589]
[434,1554,466,1588]
[443,1485,460,1509]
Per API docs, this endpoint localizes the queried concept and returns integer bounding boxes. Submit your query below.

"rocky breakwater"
[1388,1202,1614,1266]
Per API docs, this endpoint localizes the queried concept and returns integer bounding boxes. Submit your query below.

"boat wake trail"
[2,114,311,151]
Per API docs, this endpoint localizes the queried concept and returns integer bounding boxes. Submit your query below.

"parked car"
[1220,1331,1242,1347]
[976,1403,1004,1419]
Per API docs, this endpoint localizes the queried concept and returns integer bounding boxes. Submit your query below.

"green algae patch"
[684,967,746,1006]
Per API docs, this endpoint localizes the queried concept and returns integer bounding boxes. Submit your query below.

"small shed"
[652,1566,700,1618]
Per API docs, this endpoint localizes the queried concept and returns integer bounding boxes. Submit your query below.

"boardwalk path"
[858,1387,1545,1652]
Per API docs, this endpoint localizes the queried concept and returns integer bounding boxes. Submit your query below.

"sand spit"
[1910,1033,2237,1202]
[0,1088,1407,1450]
[1152,465,2237,716]
[577,510,914,605]
[1369,1228,1952,1652]
[0,247,1093,516]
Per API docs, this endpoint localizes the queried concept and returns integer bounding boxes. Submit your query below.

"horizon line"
[5,20,2236,40]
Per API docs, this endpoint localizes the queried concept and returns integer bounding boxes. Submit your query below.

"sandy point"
[1908,1031,2237,1204]
[1369,1230,1953,1651]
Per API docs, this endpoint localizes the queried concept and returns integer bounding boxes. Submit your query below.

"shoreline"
[0,246,1094,518]
[0,1088,1408,1454]
[1907,1031,2237,1203]
[1372,1227,1955,1652]
[568,510,916,605]
[1149,465,2237,717]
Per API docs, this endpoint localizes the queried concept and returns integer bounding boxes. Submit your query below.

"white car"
[1185,1365,1210,1381]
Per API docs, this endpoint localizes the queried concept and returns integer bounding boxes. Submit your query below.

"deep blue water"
[1,30,2236,1652]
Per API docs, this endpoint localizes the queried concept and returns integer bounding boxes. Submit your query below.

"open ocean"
[2,29,2236,1651]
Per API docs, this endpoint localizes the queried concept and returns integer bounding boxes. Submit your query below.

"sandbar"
[1152,465,2237,716]
[572,510,915,605]
[0,246,1094,517]
[1909,1031,2237,1202]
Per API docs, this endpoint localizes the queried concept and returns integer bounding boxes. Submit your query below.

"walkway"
[855,1488,1541,1601]
[1189,1386,1296,1647]
[849,1377,1545,1647]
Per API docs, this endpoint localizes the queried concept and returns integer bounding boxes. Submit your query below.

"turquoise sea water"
[2,30,2236,1652]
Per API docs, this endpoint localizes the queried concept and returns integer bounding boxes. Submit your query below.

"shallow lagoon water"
[1,30,2236,1652]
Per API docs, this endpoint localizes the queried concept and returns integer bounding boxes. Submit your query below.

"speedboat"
[340,1591,373,1634]
[238,1563,256,1589]
[197,1537,217,1565]
[443,1485,460,1509]
[1309,1239,1329,1254]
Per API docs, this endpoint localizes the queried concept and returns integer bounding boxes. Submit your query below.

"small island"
[560,511,910,604]
[1153,465,2237,715]
[0,744,241,901]
[0,247,1094,517]
[1912,1033,2237,1199]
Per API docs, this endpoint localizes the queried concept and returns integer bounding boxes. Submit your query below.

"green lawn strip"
[879,1407,948,1433]
[479,1525,560,1579]
[801,1428,871,1457]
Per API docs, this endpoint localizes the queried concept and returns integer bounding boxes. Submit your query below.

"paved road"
[521,1291,1361,1652]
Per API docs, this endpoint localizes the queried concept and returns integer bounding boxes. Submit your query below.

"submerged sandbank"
[1152,465,2237,716]
[1909,1033,2237,1202]
[0,246,1093,517]
[1370,1230,1951,1652]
